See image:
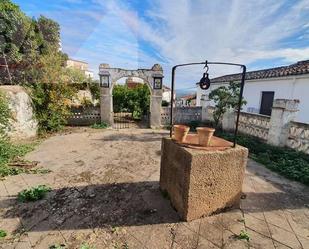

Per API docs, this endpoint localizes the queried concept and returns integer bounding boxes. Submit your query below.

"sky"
[14,0,309,90]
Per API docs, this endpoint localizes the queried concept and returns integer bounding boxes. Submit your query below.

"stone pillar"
[100,88,113,126]
[222,109,236,132]
[150,89,162,128]
[267,99,299,146]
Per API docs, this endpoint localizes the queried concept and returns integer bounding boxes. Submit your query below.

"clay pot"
[173,125,190,143]
[196,127,215,147]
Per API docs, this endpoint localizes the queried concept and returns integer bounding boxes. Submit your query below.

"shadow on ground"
[1,181,180,233]
[99,132,169,142]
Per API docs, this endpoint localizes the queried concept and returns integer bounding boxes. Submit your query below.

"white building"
[162,85,172,104]
[66,59,94,79]
[196,60,309,123]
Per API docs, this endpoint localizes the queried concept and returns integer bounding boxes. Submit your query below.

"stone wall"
[161,107,202,126]
[0,85,38,140]
[238,112,270,141]
[205,99,309,154]
[287,121,309,154]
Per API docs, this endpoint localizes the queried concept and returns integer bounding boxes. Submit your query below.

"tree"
[208,81,247,127]
[0,0,65,84]
[112,84,150,119]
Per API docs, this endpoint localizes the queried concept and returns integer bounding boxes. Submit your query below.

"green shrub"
[216,131,309,185]
[28,83,77,133]
[18,185,51,202]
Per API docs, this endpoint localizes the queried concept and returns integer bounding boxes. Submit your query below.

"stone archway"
[98,64,163,128]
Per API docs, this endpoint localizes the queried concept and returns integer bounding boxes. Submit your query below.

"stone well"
[159,135,248,221]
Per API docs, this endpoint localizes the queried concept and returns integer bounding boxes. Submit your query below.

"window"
[260,91,274,116]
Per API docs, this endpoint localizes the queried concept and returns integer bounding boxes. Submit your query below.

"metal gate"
[113,112,150,129]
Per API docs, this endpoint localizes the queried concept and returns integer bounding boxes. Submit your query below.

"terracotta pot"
[196,127,215,147]
[173,125,190,143]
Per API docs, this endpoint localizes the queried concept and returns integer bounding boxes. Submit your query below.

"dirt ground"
[0,128,309,249]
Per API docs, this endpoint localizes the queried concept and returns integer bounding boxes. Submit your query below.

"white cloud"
[69,0,309,86]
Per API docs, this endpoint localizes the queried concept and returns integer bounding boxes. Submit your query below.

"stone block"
[159,137,248,221]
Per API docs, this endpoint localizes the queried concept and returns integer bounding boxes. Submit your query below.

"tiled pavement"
[0,129,308,249]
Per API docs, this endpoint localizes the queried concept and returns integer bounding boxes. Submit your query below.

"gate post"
[100,87,113,126]
[150,90,162,128]
[267,99,299,146]
[99,63,113,126]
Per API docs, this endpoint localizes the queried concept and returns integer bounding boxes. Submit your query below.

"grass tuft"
[18,185,51,202]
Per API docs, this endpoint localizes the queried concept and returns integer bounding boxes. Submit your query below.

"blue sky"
[15,0,309,88]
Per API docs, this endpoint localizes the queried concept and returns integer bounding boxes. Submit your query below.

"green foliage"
[80,243,95,249]
[209,81,247,127]
[90,122,108,129]
[0,0,63,84]
[18,185,51,202]
[0,229,7,238]
[217,131,309,185]
[0,90,10,137]
[28,82,77,133]
[89,81,100,101]
[237,230,250,241]
[113,84,150,119]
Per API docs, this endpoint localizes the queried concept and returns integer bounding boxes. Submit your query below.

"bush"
[28,83,77,133]
[216,131,309,185]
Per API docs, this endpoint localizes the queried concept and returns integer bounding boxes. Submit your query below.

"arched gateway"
[98,63,164,128]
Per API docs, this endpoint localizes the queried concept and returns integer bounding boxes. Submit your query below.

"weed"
[80,243,95,249]
[113,242,129,249]
[49,244,66,249]
[0,229,7,238]
[216,131,309,185]
[29,168,52,174]
[0,138,37,178]
[90,122,109,129]
[111,226,119,234]
[18,185,51,202]
[236,230,250,241]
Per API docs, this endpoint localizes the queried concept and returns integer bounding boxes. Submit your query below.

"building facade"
[66,59,94,79]
[196,60,309,123]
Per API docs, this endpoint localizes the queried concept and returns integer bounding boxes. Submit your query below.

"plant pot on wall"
[196,127,215,147]
[173,125,190,143]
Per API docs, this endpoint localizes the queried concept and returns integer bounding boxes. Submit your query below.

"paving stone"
[268,224,303,249]
[244,213,271,237]
[173,223,200,249]
[198,218,223,248]
[264,210,293,233]
[223,230,249,249]
[246,229,275,249]
[298,236,309,249]
[221,209,246,235]
[284,209,309,239]
[3,175,27,196]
